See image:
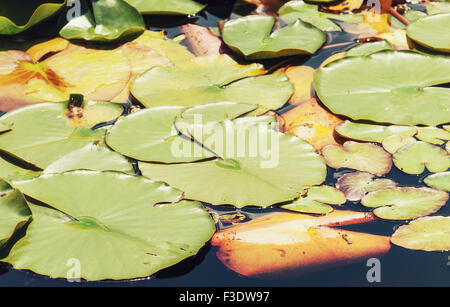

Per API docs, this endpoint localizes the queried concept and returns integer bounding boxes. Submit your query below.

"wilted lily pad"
[60,0,145,42]
[0,100,123,169]
[281,185,346,214]
[0,181,31,246]
[361,187,449,220]
[406,13,450,53]
[336,171,397,201]
[125,0,205,15]
[139,119,327,208]
[322,141,392,176]
[314,51,450,126]
[391,216,450,251]
[222,15,326,59]
[279,0,363,32]
[283,66,315,105]
[131,55,293,114]
[335,120,417,143]
[0,0,66,35]
[416,127,450,145]
[5,171,215,281]
[424,172,450,192]
[393,141,450,175]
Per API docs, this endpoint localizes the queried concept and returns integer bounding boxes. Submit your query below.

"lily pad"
[391,216,450,251]
[336,171,397,201]
[361,187,449,220]
[406,13,450,53]
[322,141,392,176]
[139,119,327,208]
[0,156,40,183]
[393,141,450,175]
[0,100,123,169]
[0,0,66,35]
[279,0,363,32]
[314,51,450,126]
[345,40,393,57]
[222,15,326,59]
[426,2,450,15]
[381,135,417,154]
[5,171,215,281]
[43,143,134,174]
[335,120,417,143]
[416,127,450,145]
[60,0,145,42]
[283,65,315,105]
[424,172,450,192]
[125,0,205,15]
[281,185,346,214]
[0,181,31,246]
[130,55,293,114]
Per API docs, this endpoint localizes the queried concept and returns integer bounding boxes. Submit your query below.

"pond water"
[0,0,448,287]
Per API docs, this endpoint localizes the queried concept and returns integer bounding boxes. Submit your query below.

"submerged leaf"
[361,187,449,220]
[222,15,326,59]
[424,172,450,192]
[322,141,392,176]
[314,51,450,126]
[6,171,215,281]
[336,171,397,201]
[391,216,450,251]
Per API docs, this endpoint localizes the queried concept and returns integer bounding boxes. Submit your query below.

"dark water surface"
[0,0,448,287]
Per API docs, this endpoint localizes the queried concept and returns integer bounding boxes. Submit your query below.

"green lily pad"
[407,13,450,53]
[5,171,215,281]
[43,143,134,174]
[416,127,450,145]
[0,0,67,35]
[336,171,397,201]
[0,156,40,183]
[381,135,417,154]
[130,55,293,114]
[279,0,363,32]
[321,141,392,176]
[0,101,123,169]
[335,120,417,143]
[222,15,326,59]
[427,2,450,15]
[361,187,449,220]
[0,181,31,246]
[281,185,346,214]
[139,119,327,208]
[391,216,450,251]
[314,51,450,126]
[393,141,450,175]
[60,0,145,42]
[345,40,393,57]
[125,0,205,15]
[424,172,450,192]
[106,106,214,163]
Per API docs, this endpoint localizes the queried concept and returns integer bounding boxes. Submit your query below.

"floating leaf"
[0,101,123,169]
[0,181,31,246]
[391,216,450,251]
[0,156,40,183]
[222,15,326,59]
[426,2,450,15]
[381,135,416,154]
[124,0,205,15]
[336,171,397,201]
[211,210,390,278]
[283,65,315,105]
[393,141,450,175]
[335,120,417,143]
[314,51,450,126]
[345,40,393,57]
[281,185,346,214]
[361,187,449,220]
[416,127,450,145]
[26,37,69,63]
[322,141,392,176]
[139,119,327,208]
[406,13,450,53]
[180,24,227,57]
[60,0,145,42]
[320,0,364,13]
[0,0,67,35]
[5,171,215,281]
[279,98,343,150]
[424,172,450,192]
[43,143,134,175]
[279,0,363,32]
[131,55,293,114]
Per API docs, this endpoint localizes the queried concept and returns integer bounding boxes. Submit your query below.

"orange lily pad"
[283,65,315,105]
